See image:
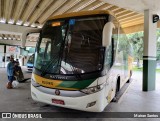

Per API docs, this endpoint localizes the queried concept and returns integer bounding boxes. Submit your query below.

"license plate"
[52,99,65,105]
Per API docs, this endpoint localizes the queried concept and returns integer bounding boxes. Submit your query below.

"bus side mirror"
[102,22,115,47]
[22,29,41,48]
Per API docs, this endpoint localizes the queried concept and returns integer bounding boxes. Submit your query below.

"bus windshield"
[28,54,34,63]
[34,15,108,75]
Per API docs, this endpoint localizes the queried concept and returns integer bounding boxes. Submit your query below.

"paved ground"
[0,67,160,121]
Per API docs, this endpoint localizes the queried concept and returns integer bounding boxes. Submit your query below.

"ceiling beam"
[53,0,82,16]
[62,0,82,14]
[17,35,21,41]
[7,34,12,40]
[88,1,106,10]
[64,0,83,14]
[73,0,97,12]
[38,0,68,24]
[1,34,5,38]
[28,0,55,26]
[9,34,13,39]
[13,0,28,24]
[0,22,38,35]
[91,3,110,10]
[102,4,114,10]
[121,20,144,28]
[116,10,133,18]
[3,0,8,21]
[80,0,101,11]
[2,34,6,39]
[5,0,14,22]
[119,14,142,22]
[1,0,5,18]
[5,34,9,40]
[0,39,22,45]
[120,16,144,24]
[2,0,5,18]
[120,19,144,25]
[121,18,144,25]
[111,7,122,12]
[8,0,15,21]
[123,23,143,34]
[107,6,119,11]
[15,35,21,41]
[0,0,2,18]
[21,0,41,25]
[10,0,17,19]
[113,8,125,14]
[65,0,95,13]
[115,9,128,16]
[117,12,138,19]
[10,34,16,40]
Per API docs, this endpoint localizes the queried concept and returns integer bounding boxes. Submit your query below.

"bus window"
[104,16,119,71]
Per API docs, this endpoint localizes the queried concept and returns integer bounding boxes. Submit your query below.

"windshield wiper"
[57,24,69,74]
[66,56,82,80]
[41,23,69,76]
[40,52,82,80]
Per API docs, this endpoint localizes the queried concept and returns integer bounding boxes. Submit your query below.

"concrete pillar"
[143,9,157,91]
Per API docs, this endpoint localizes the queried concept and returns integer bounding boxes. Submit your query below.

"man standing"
[6,57,14,89]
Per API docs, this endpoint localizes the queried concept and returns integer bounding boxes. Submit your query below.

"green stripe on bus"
[71,79,96,89]
[58,78,96,89]
[57,81,77,88]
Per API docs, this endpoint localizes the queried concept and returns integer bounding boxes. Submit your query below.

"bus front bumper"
[31,84,108,112]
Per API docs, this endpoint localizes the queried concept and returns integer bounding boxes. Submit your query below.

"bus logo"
[50,75,67,80]
[55,89,60,95]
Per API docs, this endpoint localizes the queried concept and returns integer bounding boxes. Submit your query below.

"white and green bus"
[31,10,133,112]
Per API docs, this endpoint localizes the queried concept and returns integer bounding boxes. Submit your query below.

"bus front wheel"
[127,70,132,83]
[112,76,120,102]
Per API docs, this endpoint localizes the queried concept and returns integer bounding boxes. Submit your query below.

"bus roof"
[49,10,115,20]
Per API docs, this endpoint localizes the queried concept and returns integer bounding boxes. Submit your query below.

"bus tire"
[127,70,132,83]
[116,76,120,93]
[112,76,120,102]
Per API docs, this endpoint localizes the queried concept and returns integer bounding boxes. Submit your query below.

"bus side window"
[105,35,117,71]
[105,41,112,71]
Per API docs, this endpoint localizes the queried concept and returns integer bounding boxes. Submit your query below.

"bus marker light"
[31,92,37,98]
[52,22,61,26]
[86,101,96,108]
[52,99,65,105]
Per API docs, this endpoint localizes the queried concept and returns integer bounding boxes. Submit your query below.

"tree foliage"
[124,29,160,67]
[127,32,143,61]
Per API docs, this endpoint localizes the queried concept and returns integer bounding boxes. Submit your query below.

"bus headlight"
[31,78,40,87]
[80,82,106,94]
